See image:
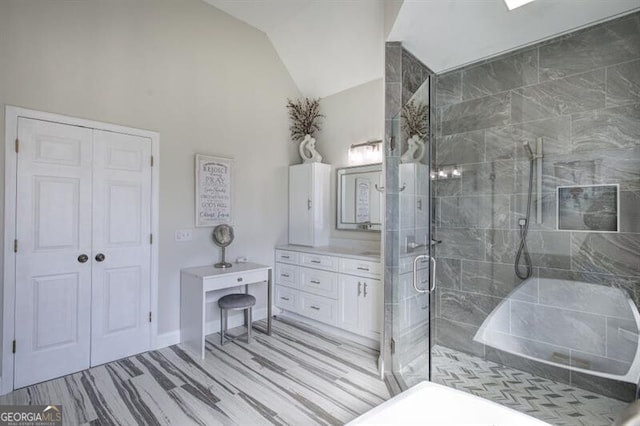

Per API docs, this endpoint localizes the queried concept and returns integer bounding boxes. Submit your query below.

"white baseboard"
[154,307,269,350]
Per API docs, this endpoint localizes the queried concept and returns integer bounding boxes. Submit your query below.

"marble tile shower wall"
[433,11,640,394]
[384,42,433,373]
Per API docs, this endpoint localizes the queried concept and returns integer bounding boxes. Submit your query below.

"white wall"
[0,0,300,336]
[317,78,384,244]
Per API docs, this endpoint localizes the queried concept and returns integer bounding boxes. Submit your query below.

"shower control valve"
[518,218,527,227]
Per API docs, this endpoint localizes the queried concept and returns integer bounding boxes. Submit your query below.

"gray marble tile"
[572,103,640,152]
[485,229,518,264]
[435,227,485,260]
[572,232,640,277]
[570,369,637,402]
[541,154,601,193]
[620,190,640,233]
[440,195,510,229]
[440,289,502,328]
[436,71,462,107]
[525,230,572,270]
[461,161,516,195]
[385,43,402,83]
[460,260,534,300]
[435,174,461,196]
[434,317,485,358]
[539,13,640,81]
[511,69,606,123]
[435,257,461,290]
[402,49,427,104]
[436,130,484,165]
[462,49,538,100]
[440,92,511,135]
[510,192,557,231]
[510,300,607,356]
[598,147,640,192]
[518,117,572,157]
[385,82,402,119]
[607,58,640,106]
[485,126,518,161]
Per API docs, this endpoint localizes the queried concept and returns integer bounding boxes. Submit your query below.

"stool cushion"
[218,293,256,309]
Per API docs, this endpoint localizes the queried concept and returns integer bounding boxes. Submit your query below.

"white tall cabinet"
[289,163,331,247]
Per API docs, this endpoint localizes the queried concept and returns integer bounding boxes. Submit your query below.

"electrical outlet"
[175,229,193,241]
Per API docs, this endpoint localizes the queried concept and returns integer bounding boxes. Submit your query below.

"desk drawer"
[299,293,337,326]
[339,258,381,278]
[275,263,298,288]
[203,269,266,291]
[300,268,338,299]
[275,250,299,264]
[275,286,298,312]
[300,253,337,271]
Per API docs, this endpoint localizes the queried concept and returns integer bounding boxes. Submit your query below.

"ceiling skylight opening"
[504,0,536,11]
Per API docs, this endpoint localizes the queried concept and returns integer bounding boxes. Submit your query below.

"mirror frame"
[336,163,382,232]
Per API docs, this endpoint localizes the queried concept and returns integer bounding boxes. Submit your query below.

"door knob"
[77,254,89,263]
[95,253,106,262]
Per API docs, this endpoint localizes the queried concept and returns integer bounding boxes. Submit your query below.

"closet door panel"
[14,118,93,388]
[90,130,152,366]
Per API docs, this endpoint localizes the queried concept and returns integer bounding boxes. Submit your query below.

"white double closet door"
[14,118,152,389]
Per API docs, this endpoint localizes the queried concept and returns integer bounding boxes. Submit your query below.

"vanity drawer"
[275,286,299,312]
[300,268,338,298]
[299,293,337,326]
[275,250,299,264]
[340,258,381,278]
[275,263,298,288]
[203,269,267,292]
[300,253,337,271]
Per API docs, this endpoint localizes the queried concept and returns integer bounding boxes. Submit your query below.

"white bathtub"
[348,381,550,425]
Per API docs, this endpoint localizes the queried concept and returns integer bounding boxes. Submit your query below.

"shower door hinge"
[149,312,152,323]
[150,234,153,244]
[391,338,396,355]
[12,340,16,354]
[14,239,17,253]
[15,139,19,153]
[150,156,154,167]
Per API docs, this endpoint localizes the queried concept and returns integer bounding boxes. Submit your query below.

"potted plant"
[286,98,324,163]
[400,100,428,163]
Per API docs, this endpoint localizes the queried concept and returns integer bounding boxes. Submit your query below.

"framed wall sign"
[195,154,234,227]
[557,184,619,232]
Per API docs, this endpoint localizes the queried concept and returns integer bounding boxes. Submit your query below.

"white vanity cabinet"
[274,247,381,341]
[288,163,331,247]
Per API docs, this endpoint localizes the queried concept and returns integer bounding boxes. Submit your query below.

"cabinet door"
[338,275,361,333]
[288,164,313,246]
[360,278,382,337]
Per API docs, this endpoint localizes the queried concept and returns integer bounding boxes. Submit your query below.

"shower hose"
[515,156,534,280]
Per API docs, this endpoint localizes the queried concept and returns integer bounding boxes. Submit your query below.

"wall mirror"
[336,163,382,231]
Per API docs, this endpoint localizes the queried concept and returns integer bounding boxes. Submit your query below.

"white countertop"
[181,262,271,278]
[276,244,381,262]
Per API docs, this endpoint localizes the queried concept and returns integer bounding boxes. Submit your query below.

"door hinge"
[12,340,16,354]
[14,239,17,253]
[150,234,153,244]
[150,156,154,167]
[391,338,396,355]
[149,312,152,323]
[14,139,19,154]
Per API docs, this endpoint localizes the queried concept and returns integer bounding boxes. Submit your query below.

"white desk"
[180,262,273,359]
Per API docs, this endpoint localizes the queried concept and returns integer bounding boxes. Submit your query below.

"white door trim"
[2,106,160,395]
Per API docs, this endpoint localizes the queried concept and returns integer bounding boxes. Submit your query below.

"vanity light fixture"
[504,0,536,10]
[452,166,461,177]
[349,139,383,165]
[438,169,448,179]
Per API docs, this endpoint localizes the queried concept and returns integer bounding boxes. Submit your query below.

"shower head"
[523,141,535,160]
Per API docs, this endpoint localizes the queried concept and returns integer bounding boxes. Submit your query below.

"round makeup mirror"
[212,224,234,268]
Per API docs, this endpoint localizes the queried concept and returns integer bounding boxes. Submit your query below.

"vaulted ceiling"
[204,0,639,97]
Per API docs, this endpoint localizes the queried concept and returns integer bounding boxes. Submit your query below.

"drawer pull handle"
[281,297,290,301]
[281,255,290,259]
[310,280,321,284]
[357,266,369,271]
[281,273,290,278]
[310,305,320,311]
[363,283,368,298]
[237,277,243,282]
[358,282,362,296]
[310,260,321,264]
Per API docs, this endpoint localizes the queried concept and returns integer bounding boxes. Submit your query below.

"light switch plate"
[175,229,193,241]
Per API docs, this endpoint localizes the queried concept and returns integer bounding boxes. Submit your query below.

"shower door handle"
[412,254,436,294]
